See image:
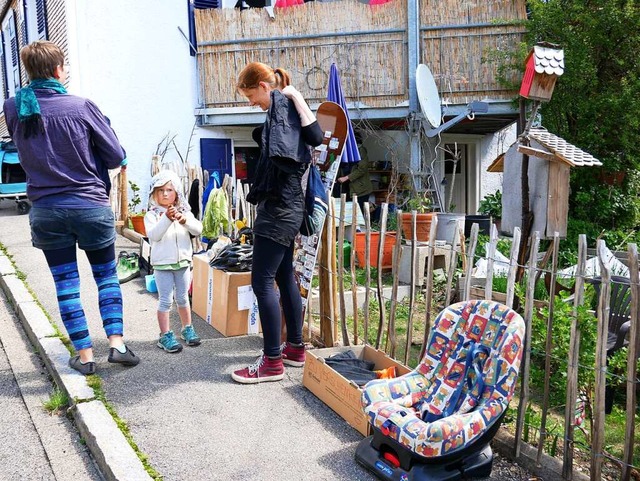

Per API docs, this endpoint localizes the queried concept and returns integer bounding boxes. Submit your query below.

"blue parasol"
[327,63,360,163]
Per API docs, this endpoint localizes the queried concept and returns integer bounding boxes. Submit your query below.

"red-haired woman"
[231,62,322,384]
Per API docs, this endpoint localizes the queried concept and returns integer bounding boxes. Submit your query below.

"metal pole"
[407,0,422,179]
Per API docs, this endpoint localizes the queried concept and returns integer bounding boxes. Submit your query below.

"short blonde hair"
[20,41,64,81]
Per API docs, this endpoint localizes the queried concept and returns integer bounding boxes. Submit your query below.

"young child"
[144,171,203,353]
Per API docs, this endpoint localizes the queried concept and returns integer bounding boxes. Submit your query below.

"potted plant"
[400,192,437,242]
[128,181,146,236]
[477,189,502,233]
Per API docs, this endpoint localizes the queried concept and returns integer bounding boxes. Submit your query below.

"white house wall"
[65,0,223,206]
[480,122,515,202]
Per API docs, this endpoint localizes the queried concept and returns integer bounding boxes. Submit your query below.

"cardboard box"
[303,345,411,436]
[191,254,260,337]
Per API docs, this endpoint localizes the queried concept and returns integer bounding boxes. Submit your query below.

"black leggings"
[251,235,302,357]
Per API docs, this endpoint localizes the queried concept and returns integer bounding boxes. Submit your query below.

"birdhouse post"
[520,42,565,102]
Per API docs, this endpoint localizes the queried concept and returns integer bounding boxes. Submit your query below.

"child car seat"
[356,300,525,480]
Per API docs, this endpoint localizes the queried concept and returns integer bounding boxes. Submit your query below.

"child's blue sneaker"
[181,325,201,346]
[157,330,182,353]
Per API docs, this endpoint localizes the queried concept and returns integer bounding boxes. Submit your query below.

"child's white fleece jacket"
[144,208,203,266]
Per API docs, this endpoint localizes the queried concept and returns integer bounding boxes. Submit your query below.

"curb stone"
[0,253,150,481]
[74,401,153,481]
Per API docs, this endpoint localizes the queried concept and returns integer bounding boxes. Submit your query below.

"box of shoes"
[191,254,260,337]
[303,345,410,436]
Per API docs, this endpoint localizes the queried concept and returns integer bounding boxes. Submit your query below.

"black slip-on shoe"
[108,346,140,366]
[69,355,96,375]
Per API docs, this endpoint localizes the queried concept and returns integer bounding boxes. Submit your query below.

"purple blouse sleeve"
[84,99,126,169]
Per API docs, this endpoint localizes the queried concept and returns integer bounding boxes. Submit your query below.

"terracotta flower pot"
[400,212,437,242]
[130,215,146,236]
[354,231,396,269]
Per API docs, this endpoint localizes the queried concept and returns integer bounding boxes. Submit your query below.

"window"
[24,0,48,43]
[2,10,21,98]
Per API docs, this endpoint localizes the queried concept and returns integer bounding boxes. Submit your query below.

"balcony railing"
[195,0,526,112]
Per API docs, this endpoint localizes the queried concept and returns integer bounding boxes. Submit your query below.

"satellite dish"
[416,63,442,129]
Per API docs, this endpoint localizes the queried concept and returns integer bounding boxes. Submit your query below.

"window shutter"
[36,0,47,40]
[8,12,21,94]
[20,1,27,46]
[0,37,6,102]
[194,0,219,8]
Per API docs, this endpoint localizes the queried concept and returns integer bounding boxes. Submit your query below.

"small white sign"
[329,137,339,150]
[237,285,254,311]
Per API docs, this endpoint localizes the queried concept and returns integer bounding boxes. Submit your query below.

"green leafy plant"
[478,190,502,219]
[128,181,144,215]
[405,192,433,213]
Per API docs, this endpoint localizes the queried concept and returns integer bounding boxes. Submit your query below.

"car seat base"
[355,435,493,481]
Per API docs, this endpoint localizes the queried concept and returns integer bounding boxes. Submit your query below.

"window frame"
[1,9,22,99]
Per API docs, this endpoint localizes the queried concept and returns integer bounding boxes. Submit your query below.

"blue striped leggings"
[43,243,123,351]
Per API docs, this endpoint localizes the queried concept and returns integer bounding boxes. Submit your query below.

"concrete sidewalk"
[0,204,541,481]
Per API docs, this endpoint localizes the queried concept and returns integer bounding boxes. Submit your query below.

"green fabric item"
[15,78,67,122]
[202,188,230,239]
[154,260,190,271]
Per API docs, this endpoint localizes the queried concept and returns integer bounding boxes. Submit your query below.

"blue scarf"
[15,78,67,138]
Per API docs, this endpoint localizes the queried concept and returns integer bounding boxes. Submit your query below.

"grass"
[502,391,640,478]
[1,242,161,477]
[43,388,69,414]
[86,375,163,480]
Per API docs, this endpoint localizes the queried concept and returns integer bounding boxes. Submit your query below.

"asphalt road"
[0,200,541,481]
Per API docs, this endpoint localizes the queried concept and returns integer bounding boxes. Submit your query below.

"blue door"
[200,138,232,177]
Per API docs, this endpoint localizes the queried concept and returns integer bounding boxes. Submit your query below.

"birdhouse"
[501,128,601,239]
[519,43,565,102]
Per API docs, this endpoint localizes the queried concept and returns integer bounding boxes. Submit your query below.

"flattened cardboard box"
[192,255,261,337]
[303,345,410,436]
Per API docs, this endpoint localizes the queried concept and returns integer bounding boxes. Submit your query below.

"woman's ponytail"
[273,68,291,89]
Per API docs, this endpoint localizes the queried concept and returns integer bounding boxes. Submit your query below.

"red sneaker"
[281,342,305,367]
[231,354,284,384]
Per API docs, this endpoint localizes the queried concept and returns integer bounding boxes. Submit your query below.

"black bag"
[300,164,328,237]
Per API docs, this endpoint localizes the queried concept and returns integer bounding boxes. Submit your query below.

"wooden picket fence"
[308,197,639,481]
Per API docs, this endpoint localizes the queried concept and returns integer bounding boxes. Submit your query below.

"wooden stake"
[387,209,403,358]
[338,194,348,345]
[562,234,587,480]
[515,231,540,457]
[462,223,479,301]
[350,196,359,345]
[363,202,372,345]
[374,203,388,349]
[419,215,438,360]
[591,240,612,481]
[537,232,560,464]
[404,211,417,366]
[622,244,639,481]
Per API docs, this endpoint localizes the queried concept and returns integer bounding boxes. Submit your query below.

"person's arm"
[84,99,126,169]
[282,85,316,127]
[144,210,173,243]
[348,161,366,182]
[176,211,203,236]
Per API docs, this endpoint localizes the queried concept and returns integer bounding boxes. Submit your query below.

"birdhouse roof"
[486,152,505,172]
[530,45,565,76]
[529,127,602,167]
